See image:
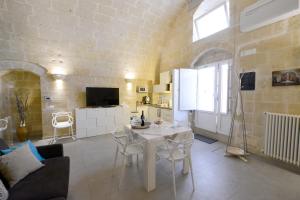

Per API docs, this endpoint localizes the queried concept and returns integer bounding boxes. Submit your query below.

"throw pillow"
[0,179,8,200]
[0,141,45,161]
[0,143,44,187]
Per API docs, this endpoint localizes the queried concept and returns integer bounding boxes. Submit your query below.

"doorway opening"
[195,59,232,135]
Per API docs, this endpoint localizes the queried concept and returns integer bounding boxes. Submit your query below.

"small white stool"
[51,112,76,143]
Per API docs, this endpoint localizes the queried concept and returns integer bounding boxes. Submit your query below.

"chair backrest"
[52,112,73,127]
[112,131,130,152]
[165,132,194,159]
[0,118,8,131]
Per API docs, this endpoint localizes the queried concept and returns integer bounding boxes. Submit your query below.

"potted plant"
[15,91,29,141]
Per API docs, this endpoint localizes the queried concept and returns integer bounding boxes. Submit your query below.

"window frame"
[193,1,230,42]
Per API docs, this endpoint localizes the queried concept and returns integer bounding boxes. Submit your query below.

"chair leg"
[189,156,195,192]
[172,161,177,198]
[114,146,119,169]
[53,128,57,144]
[112,146,119,178]
[71,125,76,140]
[119,155,127,189]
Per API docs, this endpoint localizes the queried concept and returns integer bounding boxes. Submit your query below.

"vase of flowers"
[15,91,29,141]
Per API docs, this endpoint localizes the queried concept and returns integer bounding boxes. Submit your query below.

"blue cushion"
[0,141,45,161]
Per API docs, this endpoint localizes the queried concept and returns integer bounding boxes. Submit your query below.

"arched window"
[193,0,230,42]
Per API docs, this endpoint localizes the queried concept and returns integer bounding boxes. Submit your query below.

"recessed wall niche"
[0,70,43,140]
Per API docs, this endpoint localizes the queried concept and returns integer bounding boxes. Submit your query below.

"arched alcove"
[0,61,48,141]
[0,60,47,76]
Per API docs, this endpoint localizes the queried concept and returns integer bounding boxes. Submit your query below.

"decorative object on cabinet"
[142,96,151,104]
[272,68,300,86]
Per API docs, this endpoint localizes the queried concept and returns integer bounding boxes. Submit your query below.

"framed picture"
[272,68,300,86]
[240,72,255,90]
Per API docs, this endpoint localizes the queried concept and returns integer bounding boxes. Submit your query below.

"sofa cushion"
[1,141,45,161]
[0,143,44,187]
[8,157,70,200]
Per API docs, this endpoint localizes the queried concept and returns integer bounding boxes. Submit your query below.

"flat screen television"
[86,87,119,107]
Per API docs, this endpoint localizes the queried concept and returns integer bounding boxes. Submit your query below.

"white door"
[195,60,231,135]
[179,68,198,110]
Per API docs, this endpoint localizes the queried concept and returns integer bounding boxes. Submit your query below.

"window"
[193,1,230,42]
[196,61,230,114]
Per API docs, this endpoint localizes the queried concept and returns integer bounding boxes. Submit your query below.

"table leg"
[144,141,156,192]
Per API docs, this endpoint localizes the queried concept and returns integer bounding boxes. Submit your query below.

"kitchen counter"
[140,104,172,110]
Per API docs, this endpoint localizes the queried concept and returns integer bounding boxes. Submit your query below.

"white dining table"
[125,122,193,192]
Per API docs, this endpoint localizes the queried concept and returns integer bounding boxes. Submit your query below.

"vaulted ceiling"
[0,0,186,80]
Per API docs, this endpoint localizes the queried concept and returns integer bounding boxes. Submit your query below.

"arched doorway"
[192,48,234,137]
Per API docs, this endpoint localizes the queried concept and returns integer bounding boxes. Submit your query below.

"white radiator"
[264,112,300,166]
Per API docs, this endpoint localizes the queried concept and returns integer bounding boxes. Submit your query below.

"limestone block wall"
[159,0,300,153]
[0,0,186,80]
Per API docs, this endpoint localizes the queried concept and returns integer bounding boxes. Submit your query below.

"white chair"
[51,112,75,143]
[0,118,8,132]
[0,117,8,138]
[157,132,195,198]
[112,131,144,188]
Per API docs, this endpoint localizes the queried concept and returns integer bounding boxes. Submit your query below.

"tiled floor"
[64,135,300,200]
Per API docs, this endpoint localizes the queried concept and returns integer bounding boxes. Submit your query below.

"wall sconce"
[125,79,133,91]
[51,74,66,90]
[51,74,66,80]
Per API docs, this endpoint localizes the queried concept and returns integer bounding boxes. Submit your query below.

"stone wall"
[0,0,186,80]
[159,0,300,153]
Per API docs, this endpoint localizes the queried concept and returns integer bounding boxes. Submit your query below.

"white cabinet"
[160,71,171,84]
[161,109,173,122]
[153,71,172,94]
[75,106,130,139]
[153,84,167,93]
[148,106,158,122]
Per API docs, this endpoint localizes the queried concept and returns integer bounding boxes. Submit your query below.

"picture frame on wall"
[272,68,300,86]
[240,72,255,91]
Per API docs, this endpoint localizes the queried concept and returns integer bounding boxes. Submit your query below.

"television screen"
[86,87,119,107]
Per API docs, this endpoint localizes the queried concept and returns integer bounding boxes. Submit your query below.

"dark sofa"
[0,139,70,200]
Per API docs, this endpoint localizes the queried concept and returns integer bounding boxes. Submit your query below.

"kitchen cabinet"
[161,109,173,122]
[160,71,171,84]
[148,106,158,122]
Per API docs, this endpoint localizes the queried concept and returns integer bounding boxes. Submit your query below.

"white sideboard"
[75,106,130,139]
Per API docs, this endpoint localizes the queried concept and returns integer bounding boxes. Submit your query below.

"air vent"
[240,0,300,32]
